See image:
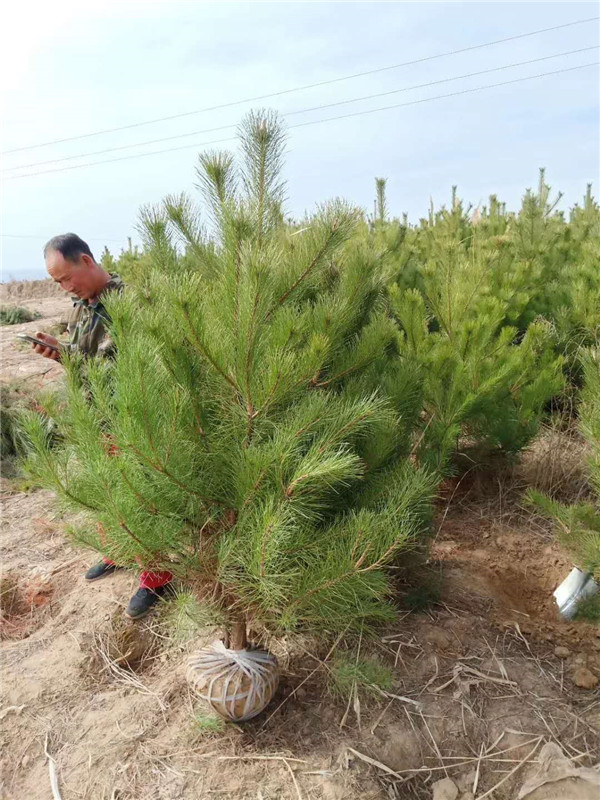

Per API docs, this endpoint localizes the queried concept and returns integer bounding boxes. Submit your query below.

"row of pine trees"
[24,111,600,645]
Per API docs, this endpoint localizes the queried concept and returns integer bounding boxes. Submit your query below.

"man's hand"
[32,332,61,361]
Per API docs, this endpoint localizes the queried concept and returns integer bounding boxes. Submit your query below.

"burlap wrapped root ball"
[186,640,279,722]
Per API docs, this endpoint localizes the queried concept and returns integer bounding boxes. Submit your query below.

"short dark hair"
[43,233,96,263]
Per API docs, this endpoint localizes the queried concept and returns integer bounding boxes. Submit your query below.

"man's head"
[44,233,109,301]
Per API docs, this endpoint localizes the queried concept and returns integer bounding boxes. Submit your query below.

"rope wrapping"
[187,640,279,722]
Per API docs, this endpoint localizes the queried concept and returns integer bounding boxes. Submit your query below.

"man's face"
[46,250,97,300]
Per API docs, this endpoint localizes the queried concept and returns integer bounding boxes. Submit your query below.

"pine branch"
[125,442,226,509]
[179,303,241,395]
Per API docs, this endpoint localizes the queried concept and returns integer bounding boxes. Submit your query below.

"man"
[33,233,172,618]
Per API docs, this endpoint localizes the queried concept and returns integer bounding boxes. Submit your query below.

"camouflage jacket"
[65,273,124,357]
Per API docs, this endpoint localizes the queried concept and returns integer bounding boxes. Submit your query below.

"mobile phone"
[16,333,61,354]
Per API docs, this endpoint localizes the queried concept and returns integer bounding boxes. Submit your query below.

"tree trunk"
[226,617,247,651]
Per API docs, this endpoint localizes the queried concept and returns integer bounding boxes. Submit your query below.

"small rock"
[460,793,475,800]
[554,646,571,659]
[21,755,30,768]
[432,777,459,800]
[572,667,599,690]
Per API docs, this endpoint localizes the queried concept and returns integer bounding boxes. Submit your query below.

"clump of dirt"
[0,569,55,640]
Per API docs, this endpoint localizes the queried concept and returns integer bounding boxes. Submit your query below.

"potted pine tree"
[23,111,435,721]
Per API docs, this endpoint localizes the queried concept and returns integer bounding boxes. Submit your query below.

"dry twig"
[474,737,543,800]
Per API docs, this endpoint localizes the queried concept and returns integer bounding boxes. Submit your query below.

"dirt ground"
[1,286,599,800]
[0,283,71,384]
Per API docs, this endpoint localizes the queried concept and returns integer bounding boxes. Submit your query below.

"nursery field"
[2,113,600,799]
[1,296,599,799]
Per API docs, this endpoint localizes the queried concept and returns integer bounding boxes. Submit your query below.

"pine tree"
[100,246,117,272]
[353,173,597,472]
[384,187,564,472]
[375,177,388,226]
[23,111,435,648]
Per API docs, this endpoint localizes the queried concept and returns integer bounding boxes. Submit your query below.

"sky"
[1,0,598,280]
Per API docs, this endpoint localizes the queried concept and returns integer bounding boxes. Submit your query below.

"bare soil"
[0,289,71,384]
[1,288,599,800]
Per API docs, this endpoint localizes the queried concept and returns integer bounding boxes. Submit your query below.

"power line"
[5,62,597,182]
[2,16,597,155]
[4,45,596,174]
[290,62,599,130]
[1,234,125,242]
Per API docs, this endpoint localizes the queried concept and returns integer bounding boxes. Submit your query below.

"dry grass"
[80,611,159,680]
[517,421,591,503]
[0,278,64,302]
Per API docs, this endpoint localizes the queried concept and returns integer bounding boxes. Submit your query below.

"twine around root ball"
[187,640,280,722]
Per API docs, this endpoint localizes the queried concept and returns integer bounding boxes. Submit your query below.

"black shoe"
[125,584,171,620]
[85,561,119,581]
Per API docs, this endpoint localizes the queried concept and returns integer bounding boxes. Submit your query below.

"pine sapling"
[23,110,435,721]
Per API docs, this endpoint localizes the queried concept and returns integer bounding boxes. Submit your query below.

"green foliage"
[528,352,600,577]
[328,652,393,699]
[383,184,564,472]
[575,594,600,623]
[375,177,388,226]
[1,382,58,472]
[372,170,600,397]
[190,712,225,736]
[101,241,153,285]
[1,384,26,461]
[348,170,599,474]
[0,305,41,325]
[20,124,599,641]
[159,589,225,645]
[23,111,435,641]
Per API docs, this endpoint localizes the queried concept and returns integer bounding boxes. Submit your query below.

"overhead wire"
[290,62,599,131]
[5,61,597,181]
[2,15,597,155]
[0,234,124,242]
[4,45,596,173]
